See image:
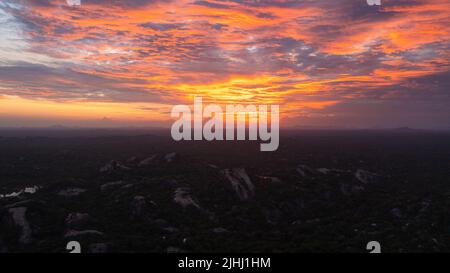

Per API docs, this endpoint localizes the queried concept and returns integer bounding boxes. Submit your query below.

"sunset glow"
[0,0,449,128]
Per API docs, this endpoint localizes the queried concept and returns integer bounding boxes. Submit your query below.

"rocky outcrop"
[173,188,201,209]
[130,196,148,219]
[64,230,104,238]
[89,243,109,253]
[100,160,130,173]
[340,184,365,196]
[65,213,91,229]
[296,165,318,178]
[390,208,403,219]
[212,227,229,234]
[165,152,177,163]
[138,155,157,167]
[57,188,87,197]
[166,246,186,253]
[222,168,255,201]
[0,186,40,199]
[355,169,378,184]
[257,176,281,183]
[8,207,32,244]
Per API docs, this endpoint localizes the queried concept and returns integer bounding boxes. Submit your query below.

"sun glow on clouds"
[0,0,449,128]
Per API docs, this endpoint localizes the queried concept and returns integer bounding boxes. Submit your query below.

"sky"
[0,0,449,129]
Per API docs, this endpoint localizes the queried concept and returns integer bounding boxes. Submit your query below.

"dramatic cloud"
[0,0,449,128]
